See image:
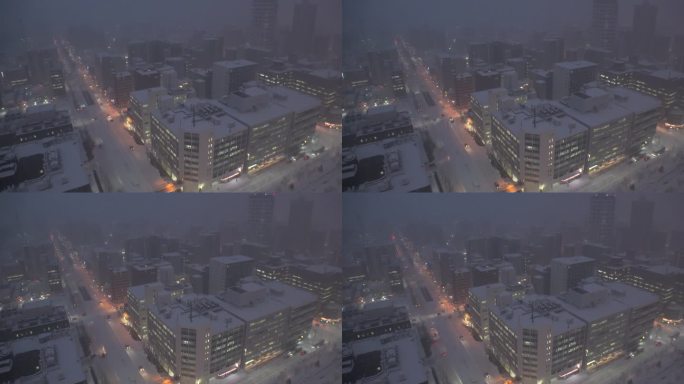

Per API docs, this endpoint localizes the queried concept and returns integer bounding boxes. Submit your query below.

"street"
[395,39,502,192]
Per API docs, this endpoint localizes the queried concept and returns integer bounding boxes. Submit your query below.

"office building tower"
[550,256,596,295]
[220,280,318,368]
[221,84,320,169]
[211,60,258,99]
[199,232,221,265]
[561,281,659,370]
[588,194,615,246]
[592,0,619,51]
[542,38,565,69]
[628,198,655,254]
[632,1,657,56]
[128,87,171,145]
[125,282,167,340]
[291,1,317,55]
[489,297,586,383]
[251,0,278,49]
[287,197,314,252]
[552,61,598,100]
[150,99,249,191]
[133,68,161,91]
[248,193,274,245]
[453,72,475,110]
[465,283,507,344]
[208,255,255,294]
[147,295,245,384]
[470,88,511,147]
[113,71,134,109]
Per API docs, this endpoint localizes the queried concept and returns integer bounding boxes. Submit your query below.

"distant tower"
[591,0,619,51]
[588,193,615,247]
[291,1,317,56]
[287,197,314,253]
[629,198,655,254]
[632,1,658,57]
[251,0,279,50]
[248,193,274,245]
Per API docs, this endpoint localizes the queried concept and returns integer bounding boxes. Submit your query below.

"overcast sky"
[343,193,684,232]
[0,192,341,232]
[344,0,684,38]
[0,0,340,53]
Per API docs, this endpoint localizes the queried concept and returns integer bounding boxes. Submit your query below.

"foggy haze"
[343,193,684,233]
[344,0,684,38]
[0,0,341,54]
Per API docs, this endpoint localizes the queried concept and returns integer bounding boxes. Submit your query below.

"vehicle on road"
[139,366,145,373]
[464,143,470,150]
[106,115,113,122]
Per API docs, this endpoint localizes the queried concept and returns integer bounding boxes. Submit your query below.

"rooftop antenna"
[533,106,537,129]
[192,105,196,128]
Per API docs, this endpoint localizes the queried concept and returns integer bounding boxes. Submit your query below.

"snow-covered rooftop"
[221,85,321,126]
[561,281,659,324]
[12,331,87,384]
[150,294,244,333]
[344,134,431,192]
[11,135,90,192]
[219,280,317,322]
[492,295,585,335]
[153,98,248,138]
[346,330,428,384]
[493,100,589,139]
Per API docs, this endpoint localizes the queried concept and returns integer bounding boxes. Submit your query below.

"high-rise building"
[628,198,655,254]
[470,88,511,147]
[552,61,598,100]
[211,60,258,100]
[128,87,171,146]
[109,267,131,305]
[474,69,502,91]
[588,193,615,246]
[591,0,619,51]
[291,1,317,56]
[542,38,565,69]
[112,71,134,109]
[452,268,473,306]
[632,1,657,57]
[362,243,396,281]
[248,193,274,245]
[208,255,255,294]
[251,0,278,49]
[132,68,161,91]
[125,282,166,340]
[452,72,475,110]
[287,197,314,252]
[550,256,596,295]
[199,232,221,265]
[465,283,507,344]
